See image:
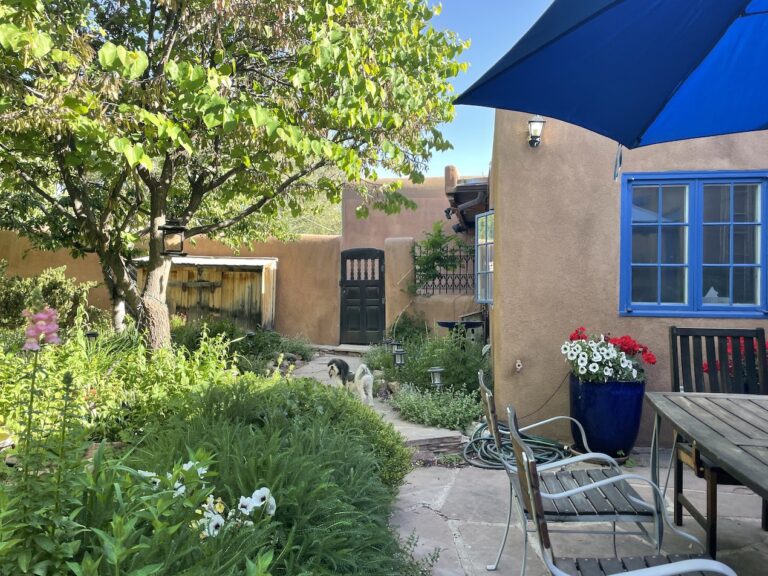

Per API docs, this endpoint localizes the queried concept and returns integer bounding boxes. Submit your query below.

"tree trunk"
[140,259,172,349]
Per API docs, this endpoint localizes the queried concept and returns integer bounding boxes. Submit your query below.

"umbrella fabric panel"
[642,12,768,146]
[455,0,752,149]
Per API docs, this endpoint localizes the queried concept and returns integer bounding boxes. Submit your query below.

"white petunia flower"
[182,460,208,477]
[137,470,160,489]
[202,513,225,537]
[578,366,587,375]
[593,353,603,363]
[561,343,570,354]
[167,473,186,497]
[588,363,599,373]
[632,368,638,379]
[567,350,578,361]
[252,487,277,516]
[604,367,613,377]
[238,495,257,515]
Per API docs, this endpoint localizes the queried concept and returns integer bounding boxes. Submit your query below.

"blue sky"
[419,0,553,177]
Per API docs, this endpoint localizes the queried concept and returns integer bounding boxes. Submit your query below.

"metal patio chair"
[669,326,768,554]
[477,371,658,573]
[505,405,738,576]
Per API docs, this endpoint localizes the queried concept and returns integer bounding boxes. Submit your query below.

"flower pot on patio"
[569,375,645,457]
[561,326,657,459]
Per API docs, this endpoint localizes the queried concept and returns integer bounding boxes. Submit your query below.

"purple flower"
[22,307,61,350]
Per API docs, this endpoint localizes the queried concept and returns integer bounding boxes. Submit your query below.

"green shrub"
[183,376,412,491]
[364,343,394,371]
[131,412,417,575]
[0,327,237,442]
[388,311,428,343]
[391,385,483,431]
[171,317,314,375]
[0,262,97,330]
[383,329,488,393]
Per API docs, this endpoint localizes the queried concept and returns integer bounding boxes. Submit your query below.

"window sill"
[619,308,768,319]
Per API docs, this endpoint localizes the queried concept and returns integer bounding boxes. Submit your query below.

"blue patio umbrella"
[455,0,768,149]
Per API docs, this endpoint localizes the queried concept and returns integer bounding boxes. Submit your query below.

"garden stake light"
[428,366,445,390]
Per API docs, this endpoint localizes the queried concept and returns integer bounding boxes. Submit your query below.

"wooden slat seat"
[512,468,655,522]
[555,554,715,576]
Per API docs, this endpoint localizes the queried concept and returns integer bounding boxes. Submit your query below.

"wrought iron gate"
[340,248,385,344]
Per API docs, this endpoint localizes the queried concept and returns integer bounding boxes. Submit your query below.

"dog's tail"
[355,363,372,380]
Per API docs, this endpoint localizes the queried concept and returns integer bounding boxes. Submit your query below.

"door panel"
[340,248,385,344]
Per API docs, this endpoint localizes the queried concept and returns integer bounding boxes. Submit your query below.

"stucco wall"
[0,231,341,345]
[384,236,481,334]
[490,110,768,446]
[342,178,465,250]
[0,231,111,308]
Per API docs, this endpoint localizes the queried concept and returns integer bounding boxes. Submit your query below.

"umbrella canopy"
[455,0,768,149]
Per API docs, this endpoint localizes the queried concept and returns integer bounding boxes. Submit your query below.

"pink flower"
[21,307,61,350]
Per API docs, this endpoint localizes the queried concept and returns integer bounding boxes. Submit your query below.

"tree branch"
[185,160,326,237]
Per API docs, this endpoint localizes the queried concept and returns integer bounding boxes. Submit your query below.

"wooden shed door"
[340,248,384,344]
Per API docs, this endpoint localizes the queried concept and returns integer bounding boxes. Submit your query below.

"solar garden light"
[428,366,445,390]
[393,344,406,368]
[159,219,187,256]
[382,337,393,352]
[528,114,546,147]
[85,330,99,342]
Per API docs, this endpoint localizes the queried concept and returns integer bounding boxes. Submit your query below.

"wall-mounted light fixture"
[159,219,187,256]
[528,115,546,147]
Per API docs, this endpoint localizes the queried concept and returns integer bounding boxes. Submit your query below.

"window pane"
[632,267,657,303]
[661,267,687,303]
[733,225,758,264]
[488,244,494,272]
[733,267,759,305]
[702,267,730,304]
[477,215,486,242]
[478,245,488,273]
[734,184,759,222]
[661,226,687,264]
[704,184,730,222]
[703,225,730,264]
[632,186,659,222]
[487,214,494,240]
[632,227,658,263]
[477,274,486,301]
[662,185,687,222]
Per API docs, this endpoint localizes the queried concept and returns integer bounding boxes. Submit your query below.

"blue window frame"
[620,171,767,318]
[475,210,494,304]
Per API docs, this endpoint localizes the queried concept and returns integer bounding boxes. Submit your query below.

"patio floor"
[292,352,768,575]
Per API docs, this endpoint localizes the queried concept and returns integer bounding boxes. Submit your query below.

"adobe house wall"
[0,231,341,345]
[490,110,768,446]
[342,178,465,250]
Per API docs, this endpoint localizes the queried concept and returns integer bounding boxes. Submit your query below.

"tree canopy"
[0,0,467,345]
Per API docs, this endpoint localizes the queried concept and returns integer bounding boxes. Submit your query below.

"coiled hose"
[463,421,571,469]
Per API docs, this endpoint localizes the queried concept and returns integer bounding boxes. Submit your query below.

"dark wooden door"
[340,248,385,344]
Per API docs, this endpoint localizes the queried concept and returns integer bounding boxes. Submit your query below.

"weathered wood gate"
[137,256,276,332]
[340,248,384,344]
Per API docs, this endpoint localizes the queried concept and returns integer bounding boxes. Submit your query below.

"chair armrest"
[605,559,736,576]
[519,415,592,453]
[537,452,620,473]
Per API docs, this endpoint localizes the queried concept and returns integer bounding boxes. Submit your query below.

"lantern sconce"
[159,219,187,256]
[528,114,546,147]
[427,366,445,390]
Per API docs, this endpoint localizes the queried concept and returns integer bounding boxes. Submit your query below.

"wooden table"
[646,391,768,556]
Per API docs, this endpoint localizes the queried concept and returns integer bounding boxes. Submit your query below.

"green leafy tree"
[0,0,466,347]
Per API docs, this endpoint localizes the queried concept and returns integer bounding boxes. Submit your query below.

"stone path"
[293,351,768,575]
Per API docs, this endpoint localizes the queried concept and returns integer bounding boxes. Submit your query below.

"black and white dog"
[327,358,374,405]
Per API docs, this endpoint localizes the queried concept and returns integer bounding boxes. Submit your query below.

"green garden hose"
[462,421,571,469]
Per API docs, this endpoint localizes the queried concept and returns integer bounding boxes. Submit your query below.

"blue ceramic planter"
[569,374,645,457]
